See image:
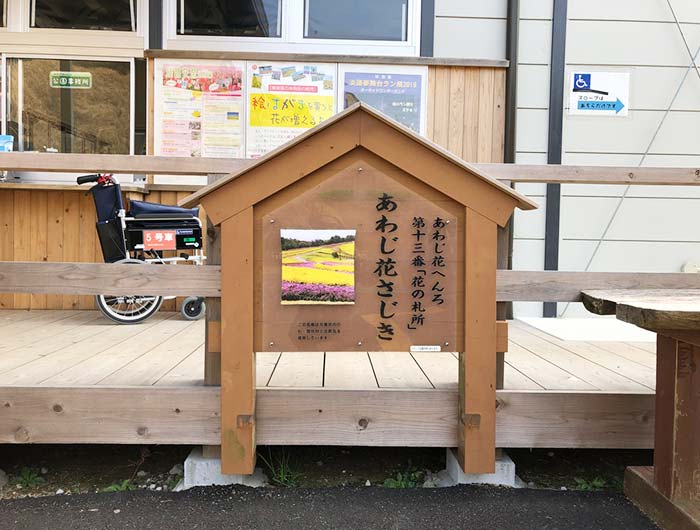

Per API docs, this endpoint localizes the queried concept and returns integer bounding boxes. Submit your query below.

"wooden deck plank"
[324,352,378,389]
[0,309,66,327]
[98,320,203,386]
[505,342,597,391]
[0,315,170,385]
[595,341,657,369]
[411,351,458,390]
[267,352,324,388]
[509,325,650,392]
[628,341,657,354]
[256,352,281,387]
[155,346,204,387]
[0,311,102,353]
[503,362,544,390]
[41,315,186,386]
[0,310,77,338]
[368,351,433,389]
[512,321,656,391]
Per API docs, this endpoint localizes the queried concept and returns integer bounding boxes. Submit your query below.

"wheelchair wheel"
[95,259,163,324]
[181,296,206,320]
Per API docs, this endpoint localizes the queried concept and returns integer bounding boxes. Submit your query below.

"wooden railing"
[2,152,700,185]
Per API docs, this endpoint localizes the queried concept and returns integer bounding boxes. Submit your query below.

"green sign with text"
[50,71,92,89]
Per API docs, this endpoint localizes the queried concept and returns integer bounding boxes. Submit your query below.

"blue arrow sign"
[577,98,625,114]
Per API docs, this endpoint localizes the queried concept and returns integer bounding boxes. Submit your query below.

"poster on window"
[338,64,427,135]
[155,60,245,158]
[246,62,337,158]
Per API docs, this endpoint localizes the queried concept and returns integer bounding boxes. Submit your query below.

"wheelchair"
[78,173,207,324]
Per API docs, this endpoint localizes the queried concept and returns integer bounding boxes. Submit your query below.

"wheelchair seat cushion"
[129,200,199,218]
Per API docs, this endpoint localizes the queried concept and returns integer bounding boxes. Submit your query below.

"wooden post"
[458,208,497,474]
[220,208,256,474]
[625,331,700,530]
[203,174,225,460]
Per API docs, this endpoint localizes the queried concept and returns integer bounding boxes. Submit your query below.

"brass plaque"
[256,152,464,352]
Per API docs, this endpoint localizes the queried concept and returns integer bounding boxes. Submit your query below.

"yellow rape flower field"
[281,242,355,304]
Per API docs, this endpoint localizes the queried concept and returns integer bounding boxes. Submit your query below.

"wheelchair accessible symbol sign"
[569,72,629,117]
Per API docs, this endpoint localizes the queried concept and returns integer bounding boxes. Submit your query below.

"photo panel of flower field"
[280,229,356,305]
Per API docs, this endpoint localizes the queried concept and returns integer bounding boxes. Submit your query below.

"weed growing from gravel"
[14,468,46,489]
[103,479,136,493]
[573,477,607,491]
[258,449,303,487]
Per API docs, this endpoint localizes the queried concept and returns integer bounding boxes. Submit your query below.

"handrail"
[1,262,698,303]
[1,153,700,185]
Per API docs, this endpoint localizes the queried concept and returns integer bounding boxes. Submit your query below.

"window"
[305,0,408,41]
[6,58,132,154]
[31,0,136,31]
[165,0,421,56]
[177,0,281,37]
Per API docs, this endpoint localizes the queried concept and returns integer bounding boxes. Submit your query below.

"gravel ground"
[0,484,658,530]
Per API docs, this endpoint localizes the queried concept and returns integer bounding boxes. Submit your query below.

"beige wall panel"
[512,239,546,270]
[520,0,554,20]
[560,196,700,241]
[649,111,700,154]
[517,109,550,152]
[559,240,700,272]
[568,0,700,23]
[434,18,507,60]
[517,64,550,109]
[562,111,663,154]
[518,19,553,64]
[567,21,700,66]
[435,0,507,18]
[513,196,546,239]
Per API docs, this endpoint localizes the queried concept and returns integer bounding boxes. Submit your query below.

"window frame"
[163,0,421,57]
[20,0,146,38]
[2,53,136,155]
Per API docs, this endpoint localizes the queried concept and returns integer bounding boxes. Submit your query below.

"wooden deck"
[0,311,656,393]
[0,310,656,448]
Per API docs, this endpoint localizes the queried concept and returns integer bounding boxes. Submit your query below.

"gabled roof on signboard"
[180,102,537,217]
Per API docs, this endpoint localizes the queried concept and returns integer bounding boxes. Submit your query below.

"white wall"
[433,0,508,59]
[512,0,554,316]
[558,0,700,316]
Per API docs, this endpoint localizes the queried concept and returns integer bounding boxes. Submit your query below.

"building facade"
[2,0,699,317]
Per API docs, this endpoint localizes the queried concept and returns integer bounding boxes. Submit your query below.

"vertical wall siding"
[0,188,207,311]
[426,66,506,163]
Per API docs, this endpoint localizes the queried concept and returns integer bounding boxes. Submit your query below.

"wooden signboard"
[181,103,536,477]
[257,152,463,352]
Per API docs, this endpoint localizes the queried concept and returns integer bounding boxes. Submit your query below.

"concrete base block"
[175,447,267,491]
[445,449,519,487]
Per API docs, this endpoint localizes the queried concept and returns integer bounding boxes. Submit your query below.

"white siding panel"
[568,0,700,24]
[517,64,550,108]
[515,182,548,197]
[515,152,549,164]
[513,239,546,270]
[560,240,700,272]
[520,0,554,20]
[434,18,507,59]
[513,302,545,317]
[561,196,700,241]
[563,111,663,154]
[435,0,507,18]
[517,109,550,152]
[519,19,553,64]
[567,21,700,67]
[514,196,547,239]
[650,112,700,155]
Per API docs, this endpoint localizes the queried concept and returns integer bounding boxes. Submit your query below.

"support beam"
[220,209,256,474]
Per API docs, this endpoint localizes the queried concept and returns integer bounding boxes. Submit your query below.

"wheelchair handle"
[76,174,101,185]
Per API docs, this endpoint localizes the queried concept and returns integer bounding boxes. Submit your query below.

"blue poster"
[343,72,422,133]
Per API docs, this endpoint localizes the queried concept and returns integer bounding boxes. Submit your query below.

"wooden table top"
[582,289,700,331]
